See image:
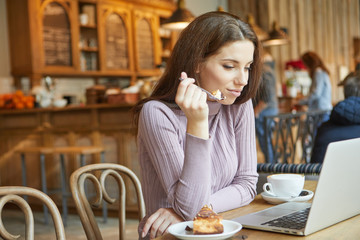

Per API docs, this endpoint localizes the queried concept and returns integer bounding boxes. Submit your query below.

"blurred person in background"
[253,51,278,163]
[296,51,332,122]
[310,71,360,163]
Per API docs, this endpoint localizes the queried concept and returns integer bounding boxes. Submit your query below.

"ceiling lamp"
[217,6,225,12]
[246,14,269,42]
[262,21,290,47]
[161,0,195,30]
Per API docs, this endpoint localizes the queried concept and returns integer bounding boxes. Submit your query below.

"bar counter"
[0,103,140,215]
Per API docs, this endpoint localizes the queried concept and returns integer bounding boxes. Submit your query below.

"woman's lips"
[227,89,242,97]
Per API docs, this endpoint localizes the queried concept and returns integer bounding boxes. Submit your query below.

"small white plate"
[261,189,314,205]
[168,220,242,240]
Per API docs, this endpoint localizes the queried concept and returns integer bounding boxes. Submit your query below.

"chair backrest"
[0,186,66,240]
[70,163,145,240]
[264,110,329,163]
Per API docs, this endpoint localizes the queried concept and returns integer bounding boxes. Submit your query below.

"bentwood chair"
[70,163,145,240]
[0,186,66,240]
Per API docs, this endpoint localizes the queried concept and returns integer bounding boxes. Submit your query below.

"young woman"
[298,51,332,121]
[132,11,262,239]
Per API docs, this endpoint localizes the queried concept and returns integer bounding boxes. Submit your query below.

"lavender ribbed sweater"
[137,99,258,221]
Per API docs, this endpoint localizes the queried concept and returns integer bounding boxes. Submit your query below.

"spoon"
[179,78,226,101]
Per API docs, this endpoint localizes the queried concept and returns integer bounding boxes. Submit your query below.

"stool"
[16,147,54,224]
[17,146,106,226]
[53,146,106,226]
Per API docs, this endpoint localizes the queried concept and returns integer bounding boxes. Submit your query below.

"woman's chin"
[219,97,236,105]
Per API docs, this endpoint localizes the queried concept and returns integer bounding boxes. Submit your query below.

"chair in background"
[16,145,106,226]
[0,186,66,240]
[263,110,329,163]
[70,163,145,240]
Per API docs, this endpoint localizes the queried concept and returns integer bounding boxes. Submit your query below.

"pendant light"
[246,14,269,42]
[262,21,290,47]
[161,0,195,30]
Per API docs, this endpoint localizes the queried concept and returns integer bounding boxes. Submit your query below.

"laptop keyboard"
[261,207,310,230]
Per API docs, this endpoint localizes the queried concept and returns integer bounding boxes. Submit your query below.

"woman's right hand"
[141,208,183,239]
[175,72,209,139]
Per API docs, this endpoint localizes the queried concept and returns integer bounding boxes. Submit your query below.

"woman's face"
[198,40,254,105]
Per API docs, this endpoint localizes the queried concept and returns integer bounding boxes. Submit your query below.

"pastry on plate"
[193,205,224,235]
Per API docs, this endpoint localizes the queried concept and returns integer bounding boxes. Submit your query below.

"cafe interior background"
[0,0,359,230]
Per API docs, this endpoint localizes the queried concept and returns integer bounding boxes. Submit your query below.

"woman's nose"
[235,71,248,85]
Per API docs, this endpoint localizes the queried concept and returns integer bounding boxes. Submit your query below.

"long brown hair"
[301,51,330,79]
[132,11,262,128]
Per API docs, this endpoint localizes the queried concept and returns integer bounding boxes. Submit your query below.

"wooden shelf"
[80,47,98,52]
[80,24,97,29]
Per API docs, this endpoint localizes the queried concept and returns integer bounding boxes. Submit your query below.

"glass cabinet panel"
[105,13,128,69]
[42,2,72,66]
[136,18,154,70]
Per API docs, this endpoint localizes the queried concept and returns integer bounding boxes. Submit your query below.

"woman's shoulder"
[141,100,181,118]
[315,68,330,77]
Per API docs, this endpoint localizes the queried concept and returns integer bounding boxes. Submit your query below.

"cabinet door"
[77,1,99,72]
[133,10,161,76]
[39,0,77,73]
[99,5,134,74]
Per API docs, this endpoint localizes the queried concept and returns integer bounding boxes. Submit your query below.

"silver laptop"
[233,137,360,236]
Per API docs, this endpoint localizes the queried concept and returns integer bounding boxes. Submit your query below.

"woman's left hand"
[142,208,183,239]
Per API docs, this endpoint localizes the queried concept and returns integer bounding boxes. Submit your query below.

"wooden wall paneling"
[328,0,338,98]
[228,0,251,18]
[279,0,290,83]
[313,0,322,58]
[256,0,270,32]
[306,0,315,50]
[288,0,297,59]
[342,1,350,67]
[348,0,355,70]
[296,0,306,54]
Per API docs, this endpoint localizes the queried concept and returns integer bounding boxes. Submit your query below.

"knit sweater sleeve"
[138,101,212,220]
[209,100,258,213]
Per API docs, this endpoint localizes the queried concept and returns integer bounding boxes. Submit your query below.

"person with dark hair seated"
[310,71,360,163]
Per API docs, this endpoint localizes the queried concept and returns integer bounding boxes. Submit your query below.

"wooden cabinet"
[6,0,175,86]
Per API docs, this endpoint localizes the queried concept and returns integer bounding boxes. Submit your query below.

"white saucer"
[261,189,314,205]
[168,220,242,240]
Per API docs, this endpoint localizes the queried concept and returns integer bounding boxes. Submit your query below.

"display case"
[6,0,175,86]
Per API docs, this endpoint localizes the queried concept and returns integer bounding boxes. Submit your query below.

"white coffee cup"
[263,174,305,197]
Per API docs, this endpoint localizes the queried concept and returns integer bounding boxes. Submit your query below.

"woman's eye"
[223,65,234,69]
[245,66,252,71]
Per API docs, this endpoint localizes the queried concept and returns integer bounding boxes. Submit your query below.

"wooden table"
[157,181,360,239]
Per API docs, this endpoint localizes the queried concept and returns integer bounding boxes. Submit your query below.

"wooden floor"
[1,209,139,240]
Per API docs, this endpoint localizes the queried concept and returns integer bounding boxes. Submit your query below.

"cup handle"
[263,183,276,196]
